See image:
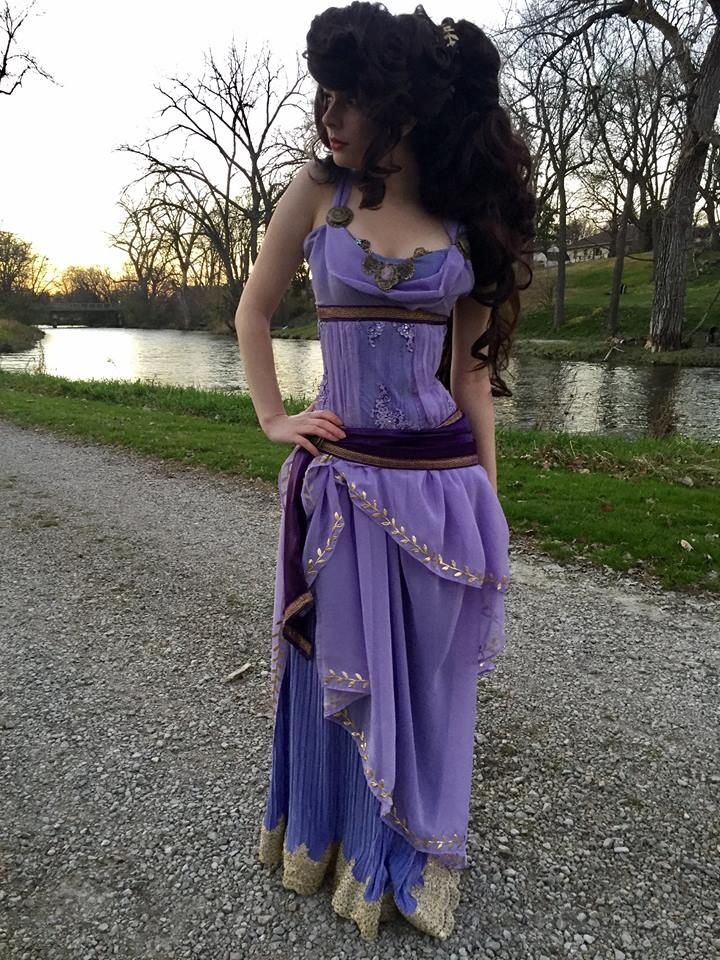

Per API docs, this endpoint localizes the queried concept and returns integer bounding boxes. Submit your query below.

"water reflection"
[1,326,718,442]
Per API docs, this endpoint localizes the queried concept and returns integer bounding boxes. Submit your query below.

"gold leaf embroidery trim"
[336,708,392,801]
[332,472,509,591]
[270,620,289,708]
[335,708,465,855]
[323,668,369,690]
[305,510,344,580]
[404,856,461,939]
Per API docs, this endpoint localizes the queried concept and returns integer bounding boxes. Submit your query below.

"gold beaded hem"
[258,817,461,941]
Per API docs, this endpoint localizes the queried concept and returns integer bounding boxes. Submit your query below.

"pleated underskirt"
[258,626,462,941]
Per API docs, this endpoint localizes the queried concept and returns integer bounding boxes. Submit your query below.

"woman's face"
[319,87,375,169]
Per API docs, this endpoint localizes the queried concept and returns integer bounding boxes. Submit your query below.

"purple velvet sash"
[280,409,479,659]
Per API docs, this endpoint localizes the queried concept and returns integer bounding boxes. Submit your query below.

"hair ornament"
[440,17,459,48]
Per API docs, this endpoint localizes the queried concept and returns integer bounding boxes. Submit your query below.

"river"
[1,325,718,441]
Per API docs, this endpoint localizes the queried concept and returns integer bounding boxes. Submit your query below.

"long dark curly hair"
[304,1,536,398]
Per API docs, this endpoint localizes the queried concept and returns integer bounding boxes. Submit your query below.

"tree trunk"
[647,24,720,351]
[706,179,720,251]
[608,173,636,337]
[553,177,568,331]
[176,283,192,331]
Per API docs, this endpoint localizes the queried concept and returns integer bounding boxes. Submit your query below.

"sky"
[0,0,506,278]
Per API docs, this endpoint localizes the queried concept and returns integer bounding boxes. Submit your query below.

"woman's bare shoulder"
[286,159,337,230]
[286,159,335,198]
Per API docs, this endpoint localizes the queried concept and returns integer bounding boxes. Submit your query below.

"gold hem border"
[258,817,462,941]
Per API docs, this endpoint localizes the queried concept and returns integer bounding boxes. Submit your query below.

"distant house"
[531,224,646,267]
[530,241,561,267]
[530,222,716,268]
[566,231,612,262]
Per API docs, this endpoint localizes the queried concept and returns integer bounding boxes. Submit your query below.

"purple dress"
[258,169,511,940]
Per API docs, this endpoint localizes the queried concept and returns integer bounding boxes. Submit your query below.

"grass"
[1,368,717,595]
[518,250,720,337]
[0,316,45,353]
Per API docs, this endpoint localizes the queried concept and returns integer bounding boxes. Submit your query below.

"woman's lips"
[330,138,348,150]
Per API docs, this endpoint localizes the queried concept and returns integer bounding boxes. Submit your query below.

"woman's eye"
[320,90,357,109]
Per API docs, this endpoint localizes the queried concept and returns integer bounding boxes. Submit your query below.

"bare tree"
[128,186,209,330]
[504,16,598,330]
[579,20,681,265]
[506,0,720,351]
[1,1,54,97]
[0,229,39,292]
[109,191,174,309]
[503,66,560,246]
[24,247,53,295]
[118,42,309,322]
[56,267,118,303]
[698,134,720,247]
[580,20,657,333]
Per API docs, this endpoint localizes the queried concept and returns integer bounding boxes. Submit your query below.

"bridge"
[45,303,124,328]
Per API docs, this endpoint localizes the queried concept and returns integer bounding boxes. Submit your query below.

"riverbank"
[0,368,717,594]
[0,316,45,353]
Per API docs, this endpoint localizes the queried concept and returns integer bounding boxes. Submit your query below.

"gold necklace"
[326,204,430,290]
[357,238,430,290]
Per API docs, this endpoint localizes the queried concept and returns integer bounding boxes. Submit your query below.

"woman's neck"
[380,140,420,204]
[347,138,420,205]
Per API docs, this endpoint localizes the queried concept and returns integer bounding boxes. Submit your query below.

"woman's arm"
[450,295,498,493]
[235,161,319,429]
[234,161,346,456]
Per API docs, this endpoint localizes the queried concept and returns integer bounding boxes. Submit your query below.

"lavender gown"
[258,170,511,940]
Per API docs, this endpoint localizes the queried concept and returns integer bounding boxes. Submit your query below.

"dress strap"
[442,217,460,243]
[331,168,352,208]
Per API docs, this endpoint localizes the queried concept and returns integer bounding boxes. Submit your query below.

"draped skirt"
[256,442,510,940]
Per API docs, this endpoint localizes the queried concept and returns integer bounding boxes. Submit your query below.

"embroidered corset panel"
[312,312,454,430]
[303,171,476,431]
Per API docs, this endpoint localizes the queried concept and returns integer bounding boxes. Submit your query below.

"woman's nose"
[322,103,338,128]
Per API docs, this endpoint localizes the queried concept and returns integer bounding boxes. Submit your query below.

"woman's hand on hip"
[263,400,347,458]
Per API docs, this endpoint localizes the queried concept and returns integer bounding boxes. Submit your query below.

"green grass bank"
[0,316,45,353]
[0,369,717,595]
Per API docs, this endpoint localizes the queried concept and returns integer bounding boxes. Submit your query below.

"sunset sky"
[0,0,505,279]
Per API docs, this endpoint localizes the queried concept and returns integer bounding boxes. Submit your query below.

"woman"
[235,1,535,941]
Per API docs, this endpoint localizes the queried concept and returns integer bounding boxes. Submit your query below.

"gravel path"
[1,420,718,960]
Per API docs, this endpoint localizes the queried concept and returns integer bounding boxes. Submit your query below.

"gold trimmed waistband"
[314,444,478,470]
[314,407,477,470]
[317,305,449,324]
